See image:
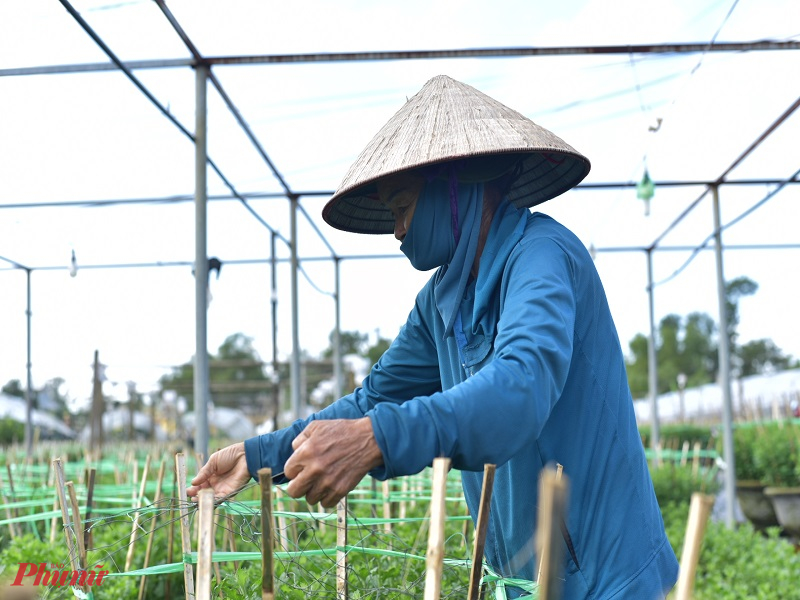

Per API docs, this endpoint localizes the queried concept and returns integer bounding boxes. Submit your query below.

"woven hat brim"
[322,75,591,234]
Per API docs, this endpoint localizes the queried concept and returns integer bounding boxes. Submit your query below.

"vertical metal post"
[290,195,301,421]
[646,249,660,457]
[24,269,33,455]
[194,63,210,462]
[333,257,343,399]
[712,185,736,528]
[270,232,280,430]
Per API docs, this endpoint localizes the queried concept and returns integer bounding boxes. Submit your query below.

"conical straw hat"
[322,75,591,234]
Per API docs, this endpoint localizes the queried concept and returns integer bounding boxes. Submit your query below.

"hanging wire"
[651,166,800,288]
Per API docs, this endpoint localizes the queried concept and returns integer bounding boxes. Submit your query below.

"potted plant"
[754,421,800,537]
[732,425,779,531]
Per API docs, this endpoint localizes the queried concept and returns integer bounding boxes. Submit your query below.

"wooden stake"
[84,468,97,552]
[382,480,392,533]
[467,464,496,600]
[139,460,167,600]
[274,486,289,551]
[49,496,59,544]
[336,495,348,600]
[536,466,569,600]
[125,454,152,572]
[195,489,215,600]
[5,462,20,535]
[680,440,690,466]
[424,458,451,600]
[66,482,87,571]
[0,469,18,539]
[52,458,80,572]
[674,493,715,600]
[175,453,196,600]
[537,463,563,584]
[399,478,408,520]
[692,442,702,477]
[224,513,240,573]
[258,468,275,600]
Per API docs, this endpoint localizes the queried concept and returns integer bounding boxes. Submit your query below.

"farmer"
[188,75,679,599]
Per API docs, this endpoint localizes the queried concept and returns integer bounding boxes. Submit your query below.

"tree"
[159,333,271,414]
[626,314,718,398]
[737,339,793,377]
[1,379,25,398]
[625,276,795,397]
[321,330,369,359]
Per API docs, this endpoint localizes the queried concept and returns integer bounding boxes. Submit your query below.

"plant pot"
[763,486,800,537]
[736,480,780,531]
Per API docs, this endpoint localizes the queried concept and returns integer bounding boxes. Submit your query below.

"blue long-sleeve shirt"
[245,212,679,599]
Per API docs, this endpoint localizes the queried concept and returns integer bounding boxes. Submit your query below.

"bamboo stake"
[692,442,702,477]
[84,468,97,553]
[424,457,451,600]
[211,512,222,585]
[274,486,289,551]
[5,462,20,533]
[382,480,392,533]
[166,496,175,599]
[225,514,240,573]
[175,453,196,600]
[258,468,275,600]
[680,440,689,466]
[537,463,563,584]
[52,458,80,572]
[674,493,715,600]
[467,464,496,600]
[399,478,408,520]
[138,460,167,600]
[125,454,152,572]
[317,501,327,535]
[195,489,215,600]
[336,495,348,600]
[131,455,139,502]
[49,496,59,543]
[0,469,18,539]
[536,465,569,600]
[66,482,87,572]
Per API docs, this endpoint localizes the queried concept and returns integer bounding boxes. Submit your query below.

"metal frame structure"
[1,0,799,527]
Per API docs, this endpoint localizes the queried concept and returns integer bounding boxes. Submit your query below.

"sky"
[1,0,799,409]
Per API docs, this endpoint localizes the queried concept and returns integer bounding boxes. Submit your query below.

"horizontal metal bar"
[2,41,798,77]
[1,178,796,210]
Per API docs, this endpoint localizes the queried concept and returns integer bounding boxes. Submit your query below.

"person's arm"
[368,236,577,478]
[242,277,443,482]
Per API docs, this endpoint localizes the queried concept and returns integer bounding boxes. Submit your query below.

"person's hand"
[187,442,251,500]
[284,418,383,508]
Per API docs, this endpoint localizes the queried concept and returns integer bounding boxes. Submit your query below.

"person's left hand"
[284,418,383,508]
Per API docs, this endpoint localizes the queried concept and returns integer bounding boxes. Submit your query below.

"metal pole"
[193,63,209,461]
[24,269,33,454]
[712,185,737,528]
[270,232,280,430]
[290,196,301,421]
[646,249,660,458]
[333,257,343,399]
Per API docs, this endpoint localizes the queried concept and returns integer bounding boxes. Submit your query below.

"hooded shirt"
[244,181,679,599]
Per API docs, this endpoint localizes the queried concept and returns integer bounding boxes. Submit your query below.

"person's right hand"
[187,442,252,500]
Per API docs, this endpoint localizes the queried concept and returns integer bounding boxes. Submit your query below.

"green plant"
[650,463,720,509]
[639,424,715,451]
[729,425,763,481]
[753,422,800,487]
[0,418,25,447]
[692,523,800,599]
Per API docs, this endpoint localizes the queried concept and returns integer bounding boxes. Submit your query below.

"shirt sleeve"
[368,236,577,478]
[243,278,443,481]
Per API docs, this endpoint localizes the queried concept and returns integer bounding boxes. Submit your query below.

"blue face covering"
[400,178,483,337]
